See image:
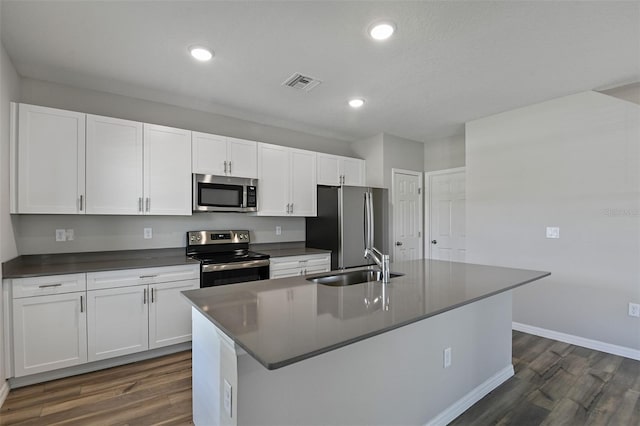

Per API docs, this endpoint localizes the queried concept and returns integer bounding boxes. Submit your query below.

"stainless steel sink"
[307,269,404,286]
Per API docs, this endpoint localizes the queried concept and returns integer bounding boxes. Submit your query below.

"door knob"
[431,240,437,244]
[395,241,403,246]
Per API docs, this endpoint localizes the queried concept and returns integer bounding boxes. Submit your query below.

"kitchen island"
[182,259,549,426]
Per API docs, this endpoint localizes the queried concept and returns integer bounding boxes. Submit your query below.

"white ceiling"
[2,1,639,143]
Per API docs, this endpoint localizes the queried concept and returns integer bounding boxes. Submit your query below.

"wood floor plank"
[1,334,638,426]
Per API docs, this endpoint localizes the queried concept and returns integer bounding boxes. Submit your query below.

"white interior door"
[428,168,466,261]
[392,169,423,262]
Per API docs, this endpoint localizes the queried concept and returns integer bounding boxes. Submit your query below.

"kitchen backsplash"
[12,214,305,255]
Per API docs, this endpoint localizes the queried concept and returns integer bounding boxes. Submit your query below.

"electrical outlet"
[444,347,452,368]
[276,226,282,236]
[144,228,152,239]
[223,379,232,418]
[66,229,74,241]
[546,227,560,239]
[55,229,66,242]
[629,303,640,318]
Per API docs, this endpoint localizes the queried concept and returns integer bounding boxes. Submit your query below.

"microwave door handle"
[363,192,368,249]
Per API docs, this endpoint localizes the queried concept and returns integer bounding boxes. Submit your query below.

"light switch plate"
[144,228,152,239]
[546,227,560,239]
[66,229,74,241]
[276,226,282,236]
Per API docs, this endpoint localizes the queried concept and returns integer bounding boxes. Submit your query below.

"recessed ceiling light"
[189,46,213,62]
[369,22,395,41]
[349,98,365,108]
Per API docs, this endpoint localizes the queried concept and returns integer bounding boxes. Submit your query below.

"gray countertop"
[2,248,198,278]
[182,259,550,370]
[255,247,331,258]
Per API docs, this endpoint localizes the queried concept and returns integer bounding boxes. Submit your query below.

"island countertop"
[182,259,550,370]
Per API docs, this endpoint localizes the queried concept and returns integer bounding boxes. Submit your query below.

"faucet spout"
[364,246,391,283]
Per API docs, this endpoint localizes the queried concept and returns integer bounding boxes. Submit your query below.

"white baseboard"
[425,364,515,426]
[513,322,640,361]
[0,380,9,408]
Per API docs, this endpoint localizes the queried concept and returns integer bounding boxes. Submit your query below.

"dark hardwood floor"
[0,332,638,425]
[452,331,640,425]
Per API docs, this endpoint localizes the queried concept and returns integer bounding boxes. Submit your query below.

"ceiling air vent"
[282,73,322,92]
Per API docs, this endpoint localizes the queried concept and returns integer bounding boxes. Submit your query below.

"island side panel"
[235,292,513,426]
[192,307,222,426]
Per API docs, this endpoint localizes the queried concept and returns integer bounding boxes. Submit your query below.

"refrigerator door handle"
[363,192,369,249]
[368,191,374,248]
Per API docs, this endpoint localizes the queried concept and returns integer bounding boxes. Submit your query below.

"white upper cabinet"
[257,143,290,216]
[192,132,257,179]
[144,124,192,215]
[15,103,86,214]
[317,153,365,186]
[86,115,143,214]
[290,148,317,216]
[257,143,316,217]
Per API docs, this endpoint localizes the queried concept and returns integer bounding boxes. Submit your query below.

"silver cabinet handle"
[290,203,294,214]
[80,295,84,313]
[228,161,232,174]
[286,203,290,214]
[151,288,155,303]
[138,197,143,212]
[224,160,227,174]
[139,274,157,279]
[145,197,150,212]
[395,241,403,246]
[39,283,62,288]
[79,195,84,211]
[143,288,147,304]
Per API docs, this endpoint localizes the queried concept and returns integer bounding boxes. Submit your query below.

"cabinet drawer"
[12,274,87,298]
[269,254,331,272]
[87,265,199,290]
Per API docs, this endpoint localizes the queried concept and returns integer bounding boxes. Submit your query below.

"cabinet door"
[317,153,340,186]
[290,149,317,217]
[227,137,258,179]
[87,286,149,361]
[340,157,366,186]
[149,279,199,349]
[13,292,87,377]
[143,124,192,215]
[86,115,143,214]
[17,104,86,214]
[257,143,290,216]
[192,131,227,176]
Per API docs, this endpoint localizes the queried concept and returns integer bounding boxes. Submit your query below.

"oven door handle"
[202,259,270,273]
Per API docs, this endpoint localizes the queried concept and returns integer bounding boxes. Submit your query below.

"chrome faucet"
[364,247,391,283]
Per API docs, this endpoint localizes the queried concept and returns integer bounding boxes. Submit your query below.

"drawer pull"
[38,283,62,289]
[139,275,157,279]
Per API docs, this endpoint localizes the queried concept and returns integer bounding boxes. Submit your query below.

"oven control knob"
[196,235,201,241]
[190,236,194,241]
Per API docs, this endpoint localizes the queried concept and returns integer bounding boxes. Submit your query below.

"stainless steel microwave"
[193,174,258,212]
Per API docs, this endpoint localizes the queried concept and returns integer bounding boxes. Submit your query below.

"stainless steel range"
[186,230,270,287]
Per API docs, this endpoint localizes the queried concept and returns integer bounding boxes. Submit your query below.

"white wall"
[382,133,425,189]
[466,91,640,352]
[424,134,465,172]
[0,40,21,388]
[14,214,304,255]
[351,133,384,188]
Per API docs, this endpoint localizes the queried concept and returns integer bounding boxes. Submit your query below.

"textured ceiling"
[2,1,639,143]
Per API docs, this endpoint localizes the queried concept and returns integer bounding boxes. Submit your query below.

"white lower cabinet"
[6,264,199,378]
[269,253,331,279]
[12,291,87,377]
[87,285,149,361]
[87,265,199,361]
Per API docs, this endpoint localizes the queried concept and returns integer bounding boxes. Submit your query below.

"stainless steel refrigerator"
[306,185,389,270]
